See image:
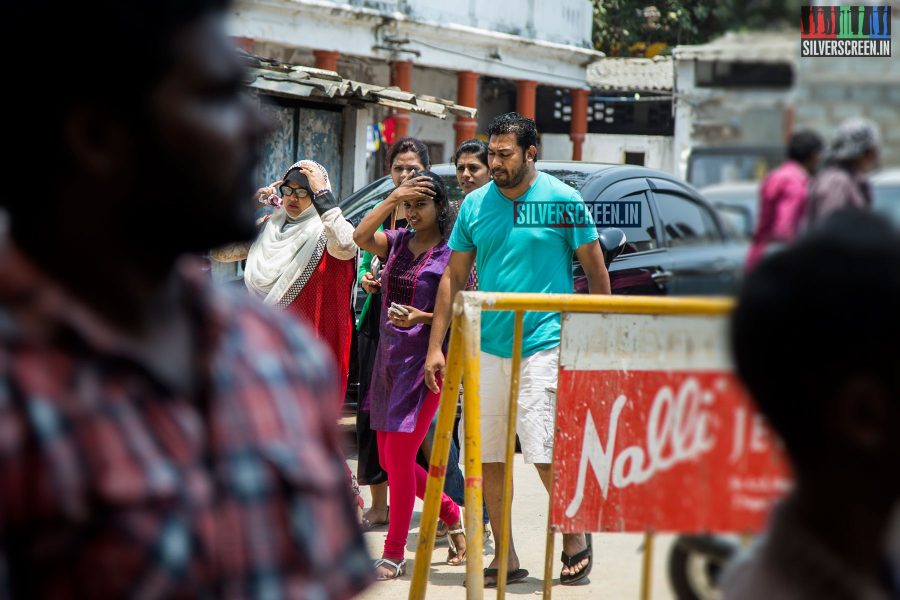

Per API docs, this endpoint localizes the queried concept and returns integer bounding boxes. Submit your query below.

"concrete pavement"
[347,453,679,600]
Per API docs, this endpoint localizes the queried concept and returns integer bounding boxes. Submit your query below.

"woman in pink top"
[747,130,823,270]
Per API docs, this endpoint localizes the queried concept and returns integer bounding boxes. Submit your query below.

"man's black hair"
[787,129,824,163]
[3,0,231,193]
[487,113,538,155]
[730,210,900,466]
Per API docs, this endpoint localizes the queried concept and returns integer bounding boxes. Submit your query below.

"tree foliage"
[592,0,801,57]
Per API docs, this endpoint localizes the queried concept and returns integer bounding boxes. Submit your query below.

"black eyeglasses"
[279,185,309,198]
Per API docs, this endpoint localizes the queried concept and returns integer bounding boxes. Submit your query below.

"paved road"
[348,454,680,600]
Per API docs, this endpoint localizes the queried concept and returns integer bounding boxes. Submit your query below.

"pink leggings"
[376,389,461,560]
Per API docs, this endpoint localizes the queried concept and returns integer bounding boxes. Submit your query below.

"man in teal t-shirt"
[425,113,611,587]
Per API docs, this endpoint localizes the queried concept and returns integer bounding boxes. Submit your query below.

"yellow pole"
[457,291,733,316]
[542,328,567,600]
[409,312,466,600]
[640,530,655,600]
[542,483,555,599]
[496,310,524,598]
[460,300,485,596]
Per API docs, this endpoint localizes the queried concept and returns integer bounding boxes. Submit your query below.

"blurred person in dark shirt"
[725,210,900,599]
[0,1,372,597]
[806,118,880,225]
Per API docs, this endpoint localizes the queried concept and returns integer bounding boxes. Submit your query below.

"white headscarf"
[829,117,881,162]
[244,160,332,306]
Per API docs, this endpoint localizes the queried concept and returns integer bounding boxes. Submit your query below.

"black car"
[573,164,747,296]
[341,161,747,403]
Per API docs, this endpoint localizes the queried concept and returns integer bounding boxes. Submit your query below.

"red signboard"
[550,314,792,534]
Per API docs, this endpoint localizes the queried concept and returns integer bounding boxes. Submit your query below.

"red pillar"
[313,50,340,72]
[231,36,254,53]
[784,105,795,144]
[570,88,589,161]
[390,60,413,140]
[454,71,479,148]
[516,80,538,119]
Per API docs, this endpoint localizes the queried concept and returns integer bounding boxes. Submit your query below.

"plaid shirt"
[0,240,373,599]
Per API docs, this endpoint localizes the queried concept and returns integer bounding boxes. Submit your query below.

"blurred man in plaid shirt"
[0,1,372,598]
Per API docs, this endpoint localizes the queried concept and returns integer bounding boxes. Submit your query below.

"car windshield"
[341,177,396,222]
[873,184,900,225]
[702,189,759,239]
[689,153,781,188]
[541,169,591,190]
[714,205,753,239]
[702,189,758,210]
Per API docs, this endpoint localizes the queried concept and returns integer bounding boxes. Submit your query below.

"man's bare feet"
[482,553,521,586]
[560,533,592,584]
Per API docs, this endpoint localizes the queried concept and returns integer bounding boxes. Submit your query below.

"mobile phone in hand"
[371,256,383,282]
[390,302,410,316]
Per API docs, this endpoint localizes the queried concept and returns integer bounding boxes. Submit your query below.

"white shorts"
[461,346,559,464]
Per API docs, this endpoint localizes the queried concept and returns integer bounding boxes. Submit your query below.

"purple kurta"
[365,229,451,433]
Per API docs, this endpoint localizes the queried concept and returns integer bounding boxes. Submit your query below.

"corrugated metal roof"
[672,31,797,65]
[586,56,674,92]
[241,52,477,119]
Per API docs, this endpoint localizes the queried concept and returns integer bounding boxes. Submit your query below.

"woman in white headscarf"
[213,160,357,402]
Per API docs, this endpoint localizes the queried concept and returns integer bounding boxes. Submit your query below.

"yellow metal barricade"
[409,292,734,600]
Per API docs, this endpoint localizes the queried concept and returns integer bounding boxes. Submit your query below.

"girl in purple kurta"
[353,171,466,580]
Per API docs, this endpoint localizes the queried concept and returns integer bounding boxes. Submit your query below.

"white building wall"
[341,105,372,194]
[406,66,458,164]
[539,134,572,161]
[316,0,593,48]
[673,60,792,179]
[541,133,675,173]
[230,0,601,88]
[673,59,696,181]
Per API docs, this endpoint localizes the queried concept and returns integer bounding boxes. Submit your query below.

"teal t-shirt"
[449,172,599,358]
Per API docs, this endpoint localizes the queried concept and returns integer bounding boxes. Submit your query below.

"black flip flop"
[483,567,529,588]
[560,533,592,585]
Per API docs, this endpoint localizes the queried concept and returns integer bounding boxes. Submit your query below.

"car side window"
[342,178,396,223]
[440,175,465,204]
[608,191,658,255]
[654,191,720,247]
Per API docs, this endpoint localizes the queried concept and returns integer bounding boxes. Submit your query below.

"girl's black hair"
[409,170,456,241]
[454,139,488,167]
[386,137,431,171]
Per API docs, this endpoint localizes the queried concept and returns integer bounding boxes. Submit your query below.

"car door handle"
[651,270,673,283]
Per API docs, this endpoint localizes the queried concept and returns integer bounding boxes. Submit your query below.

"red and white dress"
[244,160,357,401]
